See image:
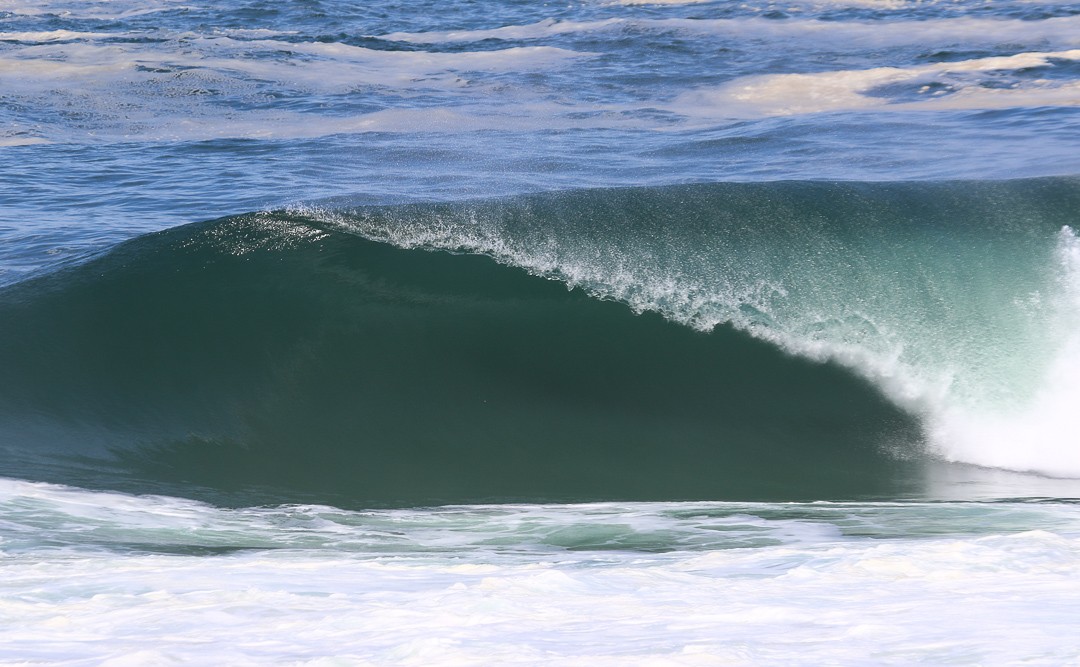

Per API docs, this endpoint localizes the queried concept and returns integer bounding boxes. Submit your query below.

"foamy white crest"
[675,49,1080,118]
[0,136,50,146]
[380,15,1080,49]
[380,18,623,44]
[652,225,1080,478]
[925,227,1080,477]
[683,224,1080,478]
[0,1,190,19]
[0,0,192,19]
[0,37,590,85]
[209,28,297,38]
[0,30,115,42]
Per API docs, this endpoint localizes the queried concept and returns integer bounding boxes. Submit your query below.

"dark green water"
[0,214,924,507]
[3,179,1079,506]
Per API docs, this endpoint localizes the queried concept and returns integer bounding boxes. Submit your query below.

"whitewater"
[2,0,1080,663]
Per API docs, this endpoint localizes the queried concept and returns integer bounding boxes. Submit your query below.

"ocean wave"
[2,179,1079,504]
[378,15,1080,48]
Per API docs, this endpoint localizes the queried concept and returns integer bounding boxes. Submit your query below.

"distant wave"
[674,50,1080,118]
[377,15,1080,47]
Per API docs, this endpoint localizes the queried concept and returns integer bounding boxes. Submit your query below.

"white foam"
[674,49,1080,118]
[0,37,591,85]
[1,105,634,143]
[719,227,1080,479]
[2,479,1080,664]
[0,34,597,142]
[0,136,50,146]
[923,228,1080,476]
[5,16,1080,144]
[379,15,1080,49]
[0,30,115,42]
[0,0,193,20]
[380,18,624,44]
[706,225,1080,478]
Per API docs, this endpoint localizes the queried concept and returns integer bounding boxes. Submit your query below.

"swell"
[1,177,1078,505]
[0,206,920,506]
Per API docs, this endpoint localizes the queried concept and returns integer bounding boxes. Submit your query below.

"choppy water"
[2,0,1080,663]
[4,479,1080,665]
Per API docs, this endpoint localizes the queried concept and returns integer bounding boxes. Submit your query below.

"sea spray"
[927,226,1080,475]
[303,179,1080,476]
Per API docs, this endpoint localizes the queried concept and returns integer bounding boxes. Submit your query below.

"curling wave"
[1,178,1078,505]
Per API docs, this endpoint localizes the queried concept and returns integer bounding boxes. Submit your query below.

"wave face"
[2,178,1078,503]
[320,178,1080,474]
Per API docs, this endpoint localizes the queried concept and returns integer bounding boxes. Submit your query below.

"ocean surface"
[2,0,1080,663]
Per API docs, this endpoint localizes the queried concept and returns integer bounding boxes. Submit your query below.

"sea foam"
[2,478,1080,664]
